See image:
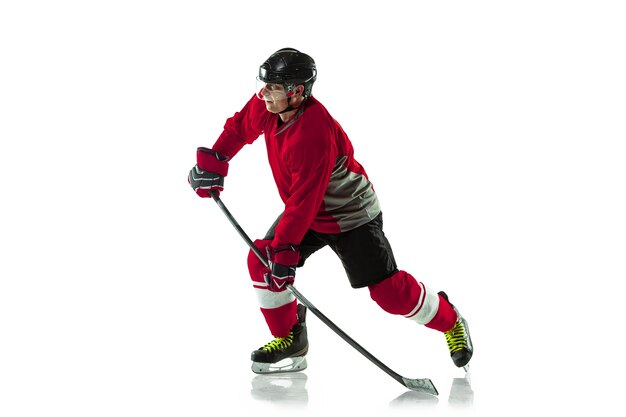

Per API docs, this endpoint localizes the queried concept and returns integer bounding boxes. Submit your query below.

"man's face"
[258,83,290,113]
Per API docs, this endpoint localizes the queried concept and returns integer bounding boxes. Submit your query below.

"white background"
[1,1,625,416]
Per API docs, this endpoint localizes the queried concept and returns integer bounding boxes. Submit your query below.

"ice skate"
[439,292,473,371]
[251,304,308,374]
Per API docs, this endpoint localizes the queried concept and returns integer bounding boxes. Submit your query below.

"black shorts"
[263,212,398,288]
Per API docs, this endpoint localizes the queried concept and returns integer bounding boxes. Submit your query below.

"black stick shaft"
[211,193,268,267]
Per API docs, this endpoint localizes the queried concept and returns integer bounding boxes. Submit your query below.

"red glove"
[264,244,300,292]
[188,147,229,198]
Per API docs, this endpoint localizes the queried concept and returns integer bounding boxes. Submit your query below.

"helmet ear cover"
[284,83,301,97]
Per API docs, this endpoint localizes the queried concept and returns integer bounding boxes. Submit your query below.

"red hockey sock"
[369,271,458,332]
[368,270,422,316]
[260,300,298,338]
[424,293,458,332]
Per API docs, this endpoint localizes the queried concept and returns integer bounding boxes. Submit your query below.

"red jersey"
[212,95,380,248]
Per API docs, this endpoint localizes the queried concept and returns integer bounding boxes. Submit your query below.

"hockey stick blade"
[402,377,439,396]
[208,190,438,396]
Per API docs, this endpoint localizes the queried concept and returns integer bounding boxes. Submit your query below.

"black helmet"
[258,48,317,97]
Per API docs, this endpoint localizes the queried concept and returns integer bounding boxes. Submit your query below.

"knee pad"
[248,237,295,307]
[247,238,296,335]
[368,270,439,324]
[369,270,417,315]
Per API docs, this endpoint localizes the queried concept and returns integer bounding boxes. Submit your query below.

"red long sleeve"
[212,95,267,159]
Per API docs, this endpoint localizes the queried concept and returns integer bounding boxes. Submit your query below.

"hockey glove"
[264,244,300,292]
[188,147,229,198]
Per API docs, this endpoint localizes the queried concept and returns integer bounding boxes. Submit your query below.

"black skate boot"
[439,291,473,371]
[251,304,308,374]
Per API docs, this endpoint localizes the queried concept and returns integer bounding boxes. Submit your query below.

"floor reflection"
[389,372,473,408]
[389,390,440,407]
[250,372,309,405]
[448,373,474,407]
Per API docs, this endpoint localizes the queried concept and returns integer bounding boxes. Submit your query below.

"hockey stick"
[208,189,438,396]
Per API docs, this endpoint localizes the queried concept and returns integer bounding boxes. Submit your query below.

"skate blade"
[251,356,308,374]
[463,364,470,373]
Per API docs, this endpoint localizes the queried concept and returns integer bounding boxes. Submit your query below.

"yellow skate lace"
[261,332,294,352]
[445,320,467,353]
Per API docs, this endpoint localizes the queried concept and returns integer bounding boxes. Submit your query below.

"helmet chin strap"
[279,97,297,114]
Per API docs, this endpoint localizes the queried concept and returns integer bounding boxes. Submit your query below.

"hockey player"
[189,48,473,374]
